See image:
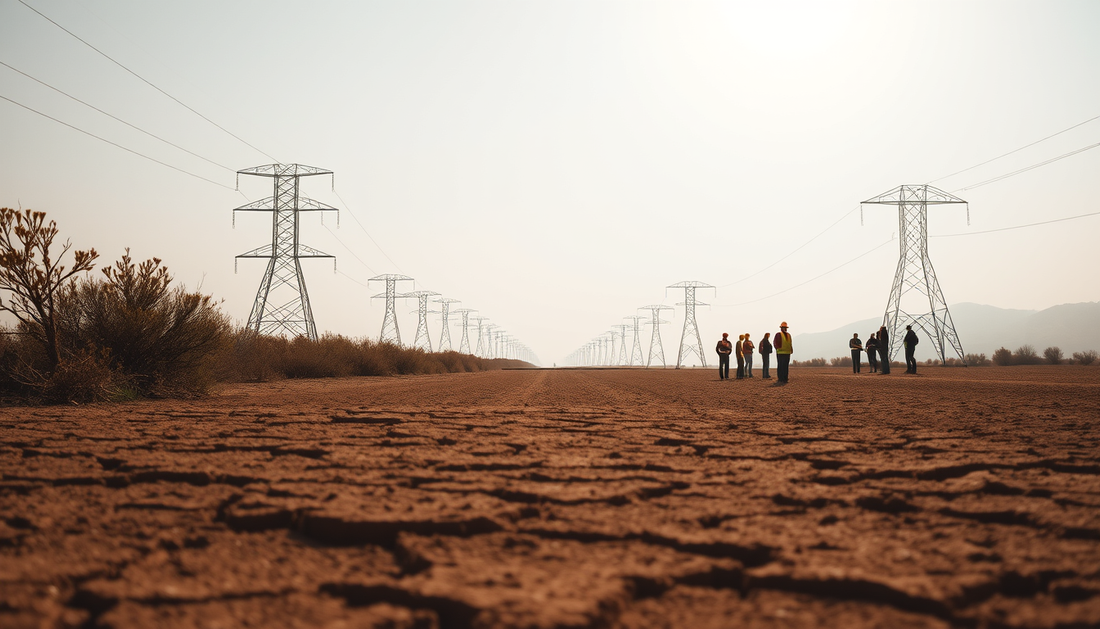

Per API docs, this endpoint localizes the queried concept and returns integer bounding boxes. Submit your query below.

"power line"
[15,0,278,163]
[322,223,377,275]
[0,93,234,190]
[332,189,405,274]
[932,210,1100,238]
[718,237,895,308]
[930,113,1100,184]
[953,140,1100,192]
[0,59,236,173]
[718,206,860,288]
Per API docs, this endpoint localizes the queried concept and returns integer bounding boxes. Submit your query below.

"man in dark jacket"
[716,333,732,380]
[849,333,862,373]
[878,325,891,374]
[759,333,773,379]
[904,324,920,374]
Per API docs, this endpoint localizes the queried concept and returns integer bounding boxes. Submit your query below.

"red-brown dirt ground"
[2,366,1099,628]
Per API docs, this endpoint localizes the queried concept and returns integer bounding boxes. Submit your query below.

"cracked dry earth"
[2,366,1100,629]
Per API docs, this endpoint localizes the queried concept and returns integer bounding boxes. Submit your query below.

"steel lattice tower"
[234,164,337,341]
[435,298,459,352]
[624,316,646,366]
[862,185,968,364]
[402,290,439,352]
[484,325,498,359]
[640,305,673,368]
[454,309,477,354]
[472,317,488,357]
[668,281,714,369]
[369,275,412,344]
[612,324,629,365]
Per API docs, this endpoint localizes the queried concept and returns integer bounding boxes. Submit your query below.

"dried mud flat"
[2,366,1100,629]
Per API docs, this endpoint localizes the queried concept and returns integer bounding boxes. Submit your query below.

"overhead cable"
[15,0,278,162]
[0,59,236,173]
[932,210,1100,238]
[953,141,1100,192]
[930,113,1100,184]
[0,93,234,190]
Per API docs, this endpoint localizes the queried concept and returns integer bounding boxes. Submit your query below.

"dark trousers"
[851,350,861,373]
[879,346,890,374]
[718,354,730,379]
[761,354,771,378]
[905,348,917,373]
[868,350,878,372]
[777,354,791,382]
[735,355,745,379]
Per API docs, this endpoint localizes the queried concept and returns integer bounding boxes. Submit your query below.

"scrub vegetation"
[0,208,526,404]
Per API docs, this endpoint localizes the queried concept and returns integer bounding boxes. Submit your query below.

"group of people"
[715,322,794,383]
[848,324,920,374]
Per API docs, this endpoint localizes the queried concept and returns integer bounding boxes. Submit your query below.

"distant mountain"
[793,302,1100,361]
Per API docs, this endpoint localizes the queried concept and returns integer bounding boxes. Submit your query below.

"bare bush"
[0,208,98,369]
[992,347,1013,366]
[963,353,991,366]
[829,356,853,367]
[57,250,232,397]
[1043,346,1063,365]
[1013,345,1040,365]
[1072,350,1099,366]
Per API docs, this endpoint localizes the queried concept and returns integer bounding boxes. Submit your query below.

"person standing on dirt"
[774,322,793,383]
[849,333,863,374]
[735,334,746,379]
[878,324,891,375]
[743,333,755,378]
[904,324,920,374]
[866,332,879,373]
[759,332,773,379]
[716,333,732,380]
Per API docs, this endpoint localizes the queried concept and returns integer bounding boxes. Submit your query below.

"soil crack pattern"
[2,367,1099,627]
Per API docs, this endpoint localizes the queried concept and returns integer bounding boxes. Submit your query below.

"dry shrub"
[963,353,991,366]
[217,333,516,382]
[1013,345,1040,365]
[57,251,232,397]
[829,356,853,367]
[992,347,1013,366]
[1073,350,1099,366]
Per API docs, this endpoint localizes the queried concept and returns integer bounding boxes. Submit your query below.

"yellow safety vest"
[775,332,793,355]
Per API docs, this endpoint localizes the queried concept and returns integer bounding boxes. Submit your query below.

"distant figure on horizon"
[904,324,920,374]
[866,332,879,373]
[716,333,732,380]
[850,333,863,374]
[759,332,773,379]
[878,324,891,375]
[735,334,746,379]
[743,333,755,378]
[774,322,793,383]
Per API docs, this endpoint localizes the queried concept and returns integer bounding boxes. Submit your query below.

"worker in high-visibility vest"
[774,321,793,383]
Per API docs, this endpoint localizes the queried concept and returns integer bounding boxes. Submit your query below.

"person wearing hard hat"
[774,322,793,383]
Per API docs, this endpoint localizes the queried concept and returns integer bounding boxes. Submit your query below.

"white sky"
[2,0,1098,366]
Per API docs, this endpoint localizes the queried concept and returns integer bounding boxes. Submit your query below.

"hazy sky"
[2,0,1098,366]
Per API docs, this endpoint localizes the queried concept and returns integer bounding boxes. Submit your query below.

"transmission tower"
[624,316,646,366]
[668,281,714,369]
[862,184,968,364]
[640,305,674,368]
[435,298,460,352]
[234,164,337,341]
[454,309,477,354]
[401,290,439,352]
[612,324,629,365]
[484,324,498,359]
[472,317,488,357]
[368,274,413,344]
